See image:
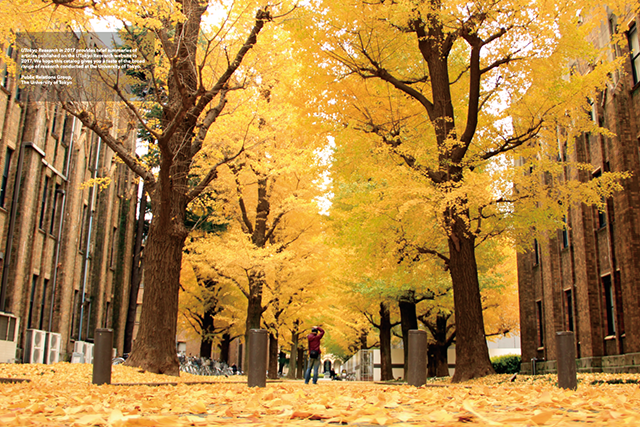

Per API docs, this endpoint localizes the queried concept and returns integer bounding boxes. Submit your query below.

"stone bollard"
[556,331,577,390]
[407,329,428,387]
[92,328,113,385]
[248,329,268,387]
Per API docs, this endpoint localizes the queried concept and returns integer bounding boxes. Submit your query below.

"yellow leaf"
[374,416,390,425]
[183,415,207,425]
[352,416,374,423]
[188,401,207,414]
[537,392,553,404]
[126,418,165,426]
[72,414,107,426]
[609,411,625,419]
[108,409,125,424]
[428,409,455,422]
[51,407,66,416]
[396,412,414,422]
[291,411,312,419]
[531,411,555,425]
[462,400,503,426]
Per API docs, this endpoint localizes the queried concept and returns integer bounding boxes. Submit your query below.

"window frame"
[628,23,640,85]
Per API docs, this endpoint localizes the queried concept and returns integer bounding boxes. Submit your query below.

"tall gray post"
[248,329,268,387]
[556,331,577,390]
[92,328,113,385]
[407,329,428,387]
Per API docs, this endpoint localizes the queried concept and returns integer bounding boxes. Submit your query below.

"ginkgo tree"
[261,223,329,379]
[32,0,295,374]
[178,254,245,358]
[183,27,327,370]
[302,0,634,381]
[329,154,519,378]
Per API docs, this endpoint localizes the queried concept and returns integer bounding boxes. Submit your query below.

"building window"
[88,133,99,171]
[62,145,70,175]
[49,184,61,235]
[1,45,13,89]
[592,170,607,228]
[27,275,38,329]
[0,147,13,208]
[565,290,574,332]
[109,226,118,269]
[50,105,59,137]
[603,274,616,336]
[533,239,540,266]
[79,204,88,251]
[536,300,544,348]
[597,207,607,229]
[629,24,640,85]
[561,216,569,249]
[70,290,79,340]
[61,115,73,146]
[39,177,50,231]
[39,279,48,331]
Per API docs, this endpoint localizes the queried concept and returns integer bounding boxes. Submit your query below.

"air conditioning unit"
[83,343,94,364]
[46,332,61,364]
[71,352,84,363]
[0,312,19,363]
[74,340,87,354]
[24,329,46,364]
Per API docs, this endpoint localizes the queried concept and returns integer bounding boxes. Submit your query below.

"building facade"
[0,40,141,363]
[518,10,640,374]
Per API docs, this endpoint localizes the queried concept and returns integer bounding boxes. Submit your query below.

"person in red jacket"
[304,325,325,384]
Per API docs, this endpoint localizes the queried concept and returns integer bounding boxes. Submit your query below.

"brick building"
[518,10,640,374]
[0,38,141,362]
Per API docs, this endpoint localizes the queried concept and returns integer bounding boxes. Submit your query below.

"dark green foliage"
[491,354,521,374]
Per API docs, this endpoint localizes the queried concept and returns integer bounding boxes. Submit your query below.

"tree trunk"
[199,340,213,359]
[123,188,146,355]
[421,311,452,378]
[399,292,418,379]
[379,301,394,381]
[268,332,278,379]
[199,312,214,358]
[124,212,186,375]
[244,269,265,373]
[287,323,299,379]
[359,328,369,349]
[62,1,271,376]
[427,342,450,377]
[448,214,494,382]
[219,332,232,364]
[296,347,305,379]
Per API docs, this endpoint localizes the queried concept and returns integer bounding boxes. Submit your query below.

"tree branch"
[61,103,156,186]
[481,117,546,160]
[190,8,272,121]
[229,163,254,235]
[190,88,229,157]
[186,143,245,202]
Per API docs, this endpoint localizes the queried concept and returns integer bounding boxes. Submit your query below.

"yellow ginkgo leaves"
[3,364,640,426]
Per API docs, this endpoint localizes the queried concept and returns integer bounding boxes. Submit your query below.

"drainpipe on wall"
[77,137,101,341]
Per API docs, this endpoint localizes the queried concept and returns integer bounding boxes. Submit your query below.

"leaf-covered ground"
[1,364,639,426]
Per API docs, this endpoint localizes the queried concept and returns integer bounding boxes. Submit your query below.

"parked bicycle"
[112,353,129,365]
[178,355,234,376]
